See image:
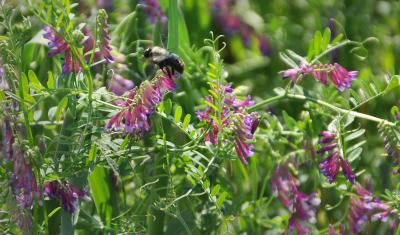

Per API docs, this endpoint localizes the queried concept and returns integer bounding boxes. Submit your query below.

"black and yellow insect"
[143,46,184,76]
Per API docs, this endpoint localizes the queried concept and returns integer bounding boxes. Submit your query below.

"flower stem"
[249,93,395,126]
[310,40,360,64]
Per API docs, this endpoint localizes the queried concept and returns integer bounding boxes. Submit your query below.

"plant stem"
[249,93,396,126]
[310,40,360,64]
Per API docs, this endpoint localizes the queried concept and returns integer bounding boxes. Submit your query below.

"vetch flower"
[140,0,167,24]
[379,125,400,174]
[0,63,8,91]
[212,0,271,56]
[349,184,393,234]
[319,131,336,143]
[43,26,69,57]
[234,112,259,164]
[12,153,41,209]
[330,63,358,91]
[279,60,314,86]
[97,9,114,63]
[3,118,41,210]
[279,62,358,91]
[196,82,259,164]
[319,152,340,183]
[96,0,113,11]
[44,181,90,213]
[43,27,81,74]
[318,131,356,184]
[271,164,320,235]
[0,63,3,78]
[105,71,180,136]
[82,27,101,62]
[327,19,339,63]
[4,117,14,160]
[108,74,134,96]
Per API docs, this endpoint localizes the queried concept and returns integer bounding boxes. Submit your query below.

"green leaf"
[0,90,5,101]
[344,114,355,128]
[182,114,191,130]
[88,166,116,228]
[348,147,363,162]
[384,75,399,95]
[28,70,45,92]
[346,140,367,154]
[321,28,331,51]
[210,184,220,197]
[47,71,55,89]
[86,143,97,166]
[331,33,344,45]
[174,106,183,123]
[345,129,365,142]
[307,38,314,61]
[279,52,297,68]
[391,106,399,117]
[313,31,322,56]
[216,192,228,208]
[282,111,297,129]
[21,73,35,103]
[203,179,210,190]
[55,96,69,121]
[164,99,172,116]
[286,49,305,62]
[167,0,179,51]
[177,7,190,47]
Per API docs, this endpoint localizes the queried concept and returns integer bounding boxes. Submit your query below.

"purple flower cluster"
[43,12,113,74]
[4,117,14,159]
[3,118,41,211]
[212,0,271,56]
[349,184,392,234]
[108,74,135,96]
[43,26,80,74]
[12,153,41,209]
[96,0,113,12]
[280,62,358,91]
[0,63,3,79]
[82,27,101,62]
[44,181,90,213]
[140,0,167,24]
[2,118,40,232]
[97,9,114,63]
[234,112,259,164]
[318,131,356,184]
[105,71,180,136]
[196,83,259,164]
[271,164,320,235]
[0,62,9,90]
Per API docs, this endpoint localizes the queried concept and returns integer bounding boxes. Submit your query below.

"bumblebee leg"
[160,66,168,76]
[165,67,173,78]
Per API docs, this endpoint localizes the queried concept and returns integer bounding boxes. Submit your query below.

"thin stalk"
[310,40,360,64]
[249,93,395,126]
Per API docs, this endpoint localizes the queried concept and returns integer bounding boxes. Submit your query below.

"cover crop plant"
[0,0,400,234]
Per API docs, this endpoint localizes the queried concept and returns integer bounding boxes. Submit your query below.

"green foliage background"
[0,0,400,234]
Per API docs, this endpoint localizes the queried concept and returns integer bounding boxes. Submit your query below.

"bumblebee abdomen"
[164,55,184,74]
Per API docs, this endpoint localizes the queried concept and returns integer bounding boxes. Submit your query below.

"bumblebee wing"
[151,55,168,63]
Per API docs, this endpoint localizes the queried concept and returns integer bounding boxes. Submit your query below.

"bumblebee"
[143,46,184,76]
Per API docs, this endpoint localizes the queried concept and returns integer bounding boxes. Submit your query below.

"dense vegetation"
[0,0,400,234]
